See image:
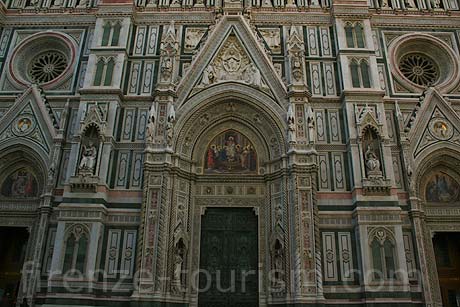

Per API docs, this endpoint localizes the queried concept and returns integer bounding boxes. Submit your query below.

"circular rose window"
[8,31,76,89]
[398,53,439,86]
[388,33,460,93]
[28,51,68,84]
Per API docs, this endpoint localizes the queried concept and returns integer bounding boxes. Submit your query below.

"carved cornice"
[134,10,214,23]
[4,12,96,26]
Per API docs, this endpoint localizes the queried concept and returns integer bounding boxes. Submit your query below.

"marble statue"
[79,143,97,172]
[365,145,381,174]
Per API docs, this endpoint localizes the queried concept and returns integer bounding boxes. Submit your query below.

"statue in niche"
[79,142,97,172]
[160,57,173,82]
[380,0,389,8]
[362,129,382,177]
[306,105,316,144]
[173,239,185,285]
[205,130,257,173]
[166,104,175,147]
[273,239,284,285]
[146,105,156,143]
[288,116,296,144]
[365,145,381,174]
[291,51,304,82]
[79,126,99,174]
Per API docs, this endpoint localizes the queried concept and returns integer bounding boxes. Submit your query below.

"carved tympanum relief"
[198,35,267,89]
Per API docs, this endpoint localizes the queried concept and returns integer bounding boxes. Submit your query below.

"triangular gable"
[407,88,460,159]
[0,85,57,154]
[176,15,287,107]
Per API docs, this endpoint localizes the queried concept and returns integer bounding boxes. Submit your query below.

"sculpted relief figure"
[199,36,266,89]
[146,105,156,144]
[306,105,316,144]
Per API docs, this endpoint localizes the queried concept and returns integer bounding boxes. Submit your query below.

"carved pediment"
[0,85,57,154]
[405,88,460,161]
[80,102,108,137]
[175,16,287,108]
[355,104,383,138]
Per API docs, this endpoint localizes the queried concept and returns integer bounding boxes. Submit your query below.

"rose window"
[398,53,439,86]
[28,51,68,84]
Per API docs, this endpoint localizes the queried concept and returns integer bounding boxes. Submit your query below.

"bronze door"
[198,208,259,307]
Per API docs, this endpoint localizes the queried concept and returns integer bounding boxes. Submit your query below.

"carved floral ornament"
[368,227,395,245]
[65,223,90,240]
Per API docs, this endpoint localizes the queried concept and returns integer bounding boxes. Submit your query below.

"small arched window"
[101,22,112,47]
[354,24,365,48]
[350,59,372,88]
[111,23,122,46]
[93,57,115,87]
[360,61,371,88]
[104,58,115,86]
[62,225,89,275]
[370,230,397,281]
[350,60,361,87]
[345,22,365,48]
[345,23,355,48]
[94,59,105,86]
[101,21,122,47]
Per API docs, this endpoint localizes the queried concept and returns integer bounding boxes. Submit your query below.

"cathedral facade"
[0,0,460,305]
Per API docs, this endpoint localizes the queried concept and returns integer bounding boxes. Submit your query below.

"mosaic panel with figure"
[425,172,460,202]
[205,130,257,173]
[1,168,38,198]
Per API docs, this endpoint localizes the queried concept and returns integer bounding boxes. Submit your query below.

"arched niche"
[362,127,383,178]
[174,84,286,164]
[175,98,286,173]
[0,145,46,200]
[416,149,460,204]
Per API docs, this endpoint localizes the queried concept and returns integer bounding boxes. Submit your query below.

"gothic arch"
[174,83,287,166]
[415,148,460,203]
[0,143,48,196]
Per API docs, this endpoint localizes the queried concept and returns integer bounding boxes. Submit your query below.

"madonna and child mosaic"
[425,172,459,202]
[205,130,257,173]
[1,168,38,198]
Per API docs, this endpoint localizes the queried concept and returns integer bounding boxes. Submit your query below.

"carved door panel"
[198,208,259,307]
